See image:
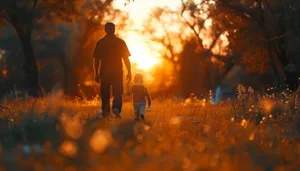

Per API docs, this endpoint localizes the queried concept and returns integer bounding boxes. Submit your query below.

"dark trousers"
[100,73,123,116]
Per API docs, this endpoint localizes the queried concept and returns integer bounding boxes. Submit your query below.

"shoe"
[141,115,145,120]
[98,109,110,119]
[135,116,140,121]
[98,109,103,115]
[97,109,103,118]
[113,108,122,119]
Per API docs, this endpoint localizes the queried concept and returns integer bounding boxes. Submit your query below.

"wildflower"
[197,141,206,152]
[201,98,206,107]
[249,132,255,140]
[61,114,83,140]
[144,125,150,131]
[170,117,181,125]
[241,119,248,128]
[89,129,112,153]
[204,124,211,133]
[182,157,191,169]
[184,98,191,105]
[237,84,247,100]
[59,141,77,158]
[137,134,143,142]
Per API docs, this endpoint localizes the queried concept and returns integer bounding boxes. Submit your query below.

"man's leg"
[112,74,123,117]
[100,78,111,117]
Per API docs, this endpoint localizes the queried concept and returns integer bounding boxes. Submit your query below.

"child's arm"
[145,87,152,108]
[126,84,132,96]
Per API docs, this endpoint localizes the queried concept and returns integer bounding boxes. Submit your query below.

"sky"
[112,0,182,71]
[114,0,181,23]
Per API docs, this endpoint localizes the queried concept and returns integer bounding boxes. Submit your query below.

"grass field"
[1,90,300,170]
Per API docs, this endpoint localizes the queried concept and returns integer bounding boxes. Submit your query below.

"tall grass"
[0,87,300,170]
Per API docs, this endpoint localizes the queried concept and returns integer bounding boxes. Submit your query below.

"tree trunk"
[59,57,79,97]
[267,42,282,89]
[274,18,299,91]
[15,27,40,96]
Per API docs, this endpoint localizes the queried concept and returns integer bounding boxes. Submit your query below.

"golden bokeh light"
[60,114,83,140]
[2,70,7,77]
[59,141,78,158]
[89,129,113,153]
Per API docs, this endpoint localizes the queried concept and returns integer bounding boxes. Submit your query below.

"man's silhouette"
[93,22,132,118]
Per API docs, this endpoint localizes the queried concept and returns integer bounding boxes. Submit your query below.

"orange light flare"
[259,99,275,113]
[120,33,163,84]
[128,52,162,84]
[114,0,229,81]
[129,44,162,71]
[2,69,8,77]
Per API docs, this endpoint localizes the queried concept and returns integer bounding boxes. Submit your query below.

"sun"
[128,44,161,71]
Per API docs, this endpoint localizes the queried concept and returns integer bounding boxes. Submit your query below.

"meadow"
[0,88,300,171]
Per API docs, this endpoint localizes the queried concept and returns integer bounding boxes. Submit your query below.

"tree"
[181,0,235,90]
[142,7,189,64]
[141,7,196,96]
[215,0,300,91]
[0,0,84,96]
[142,4,235,96]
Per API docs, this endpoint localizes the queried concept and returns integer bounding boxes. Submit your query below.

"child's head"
[134,73,143,84]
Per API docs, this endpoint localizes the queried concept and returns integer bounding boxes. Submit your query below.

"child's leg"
[139,104,146,120]
[134,103,140,120]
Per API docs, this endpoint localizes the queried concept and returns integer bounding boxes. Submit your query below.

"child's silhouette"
[127,74,151,120]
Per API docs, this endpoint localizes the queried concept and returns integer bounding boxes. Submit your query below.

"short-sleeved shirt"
[129,84,150,103]
[93,34,131,74]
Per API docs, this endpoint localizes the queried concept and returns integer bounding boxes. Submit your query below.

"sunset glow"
[114,0,181,71]
[129,44,161,70]
[113,0,228,72]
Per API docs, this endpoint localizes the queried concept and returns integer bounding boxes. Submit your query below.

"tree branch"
[219,54,239,82]
[263,0,274,16]
[180,1,206,49]
[165,29,176,60]
[0,10,12,23]
[151,36,177,63]
[31,0,39,12]
[213,55,229,63]
[208,32,223,51]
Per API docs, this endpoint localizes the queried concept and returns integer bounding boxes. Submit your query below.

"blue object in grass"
[212,86,221,105]
[23,145,31,153]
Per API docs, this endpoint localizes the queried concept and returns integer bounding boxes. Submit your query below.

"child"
[127,73,151,120]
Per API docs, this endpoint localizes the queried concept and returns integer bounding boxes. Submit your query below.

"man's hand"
[126,73,132,84]
[95,73,100,84]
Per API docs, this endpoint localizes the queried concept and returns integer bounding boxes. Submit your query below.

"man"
[93,22,132,118]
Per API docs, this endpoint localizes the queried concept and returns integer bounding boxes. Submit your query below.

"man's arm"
[145,88,152,108]
[123,57,132,83]
[94,58,101,83]
[93,40,102,83]
[122,40,132,83]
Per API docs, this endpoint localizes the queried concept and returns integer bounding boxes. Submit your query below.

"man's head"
[105,22,115,35]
